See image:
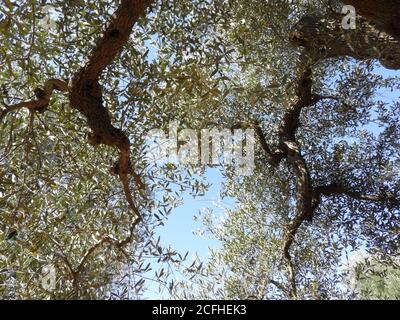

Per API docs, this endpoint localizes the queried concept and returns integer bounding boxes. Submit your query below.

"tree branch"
[343,0,400,42]
[257,63,317,299]
[73,214,141,293]
[80,0,153,81]
[278,66,316,140]
[254,125,285,166]
[2,2,153,294]
[3,1,152,216]
[0,79,69,122]
[273,6,400,295]
[69,0,152,218]
[314,182,400,207]
[269,278,291,297]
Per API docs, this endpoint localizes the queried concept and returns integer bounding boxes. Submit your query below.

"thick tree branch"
[0,79,69,122]
[1,2,153,289]
[2,1,151,215]
[251,63,317,296]
[343,0,400,42]
[273,6,400,296]
[254,125,285,166]
[290,13,400,70]
[275,62,399,296]
[277,65,317,222]
[313,182,400,207]
[80,0,152,81]
[278,66,315,140]
[69,0,152,218]
[65,1,154,288]
[280,141,313,300]
[253,64,316,299]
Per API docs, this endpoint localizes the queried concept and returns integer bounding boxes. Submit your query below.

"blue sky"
[154,168,227,260]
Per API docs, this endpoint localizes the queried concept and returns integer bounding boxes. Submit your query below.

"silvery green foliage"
[344,252,400,300]
[0,0,209,299]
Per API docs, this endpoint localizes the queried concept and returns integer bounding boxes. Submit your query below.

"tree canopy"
[0,0,399,299]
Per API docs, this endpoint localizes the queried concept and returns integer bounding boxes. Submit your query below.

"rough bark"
[344,0,400,42]
[2,0,152,215]
[254,125,285,166]
[277,65,317,299]
[69,0,152,216]
[290,13,400,70]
